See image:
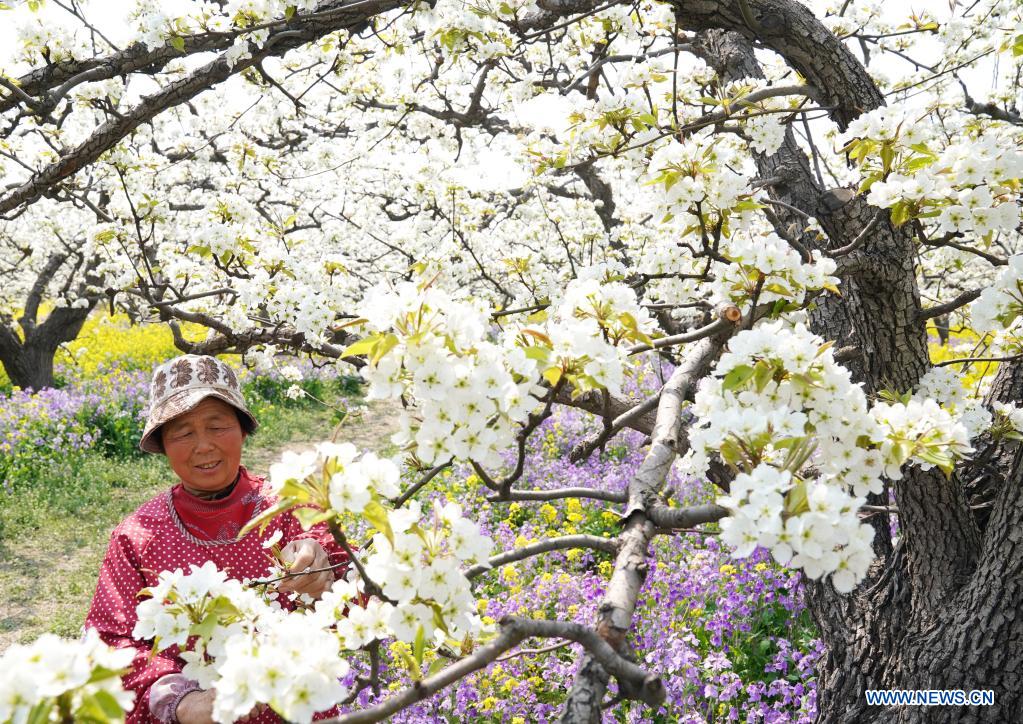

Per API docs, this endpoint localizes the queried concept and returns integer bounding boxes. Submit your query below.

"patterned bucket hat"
[139,354,258,454]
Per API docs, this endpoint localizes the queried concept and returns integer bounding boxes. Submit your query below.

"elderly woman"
[85,354,344,724]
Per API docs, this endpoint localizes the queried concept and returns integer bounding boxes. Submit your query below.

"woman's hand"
[175,690,214,724]
[176,690,266,723]
[277,538,333,600]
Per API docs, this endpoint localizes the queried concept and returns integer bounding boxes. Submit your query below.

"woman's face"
[161,397,246,495]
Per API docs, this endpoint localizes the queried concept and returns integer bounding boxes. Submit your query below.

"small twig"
[486,487,627,504]
[519,0,624,41]
[247,560,350,587]
[759,198,812,219]
[148,288,238,307]
[0,76,41,109]
[918,288,982,322]
[497,641,571,662]
[569,393,660,463]
[392,461,452,508]
[465,534,618,580]
[627,305,741,355]
[491,302,549,319]
[327,521,394,603]
[935,354,1022,368]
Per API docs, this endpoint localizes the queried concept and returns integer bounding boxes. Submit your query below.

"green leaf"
[371,333,399,365]
[542,366,563,387]
[340,334,380,359]
[520,328,552,345]
[85,664,128,685]
[293,505,331,530]
[170,35,185,52]
[427,657,447,677]
[890,202,911,227]
[27,701,52,724]
[719,437,745,467]
[413,624,426,665]
[74,691,125,723]
[523,345,550,363]
[193,611,219,641]
[92,690,127,719]
[362,500,393,544]
[285,5,297,19]
[879,142,895,173]
[905,155,935,172]
[753,360,775,393]
[395,645,421,680]
[721,364,755,391]
[784,480,809,516]
[238,499,293,538]
[429,602,449,635]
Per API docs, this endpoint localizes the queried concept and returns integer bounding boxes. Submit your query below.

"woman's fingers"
[277,539,332,598]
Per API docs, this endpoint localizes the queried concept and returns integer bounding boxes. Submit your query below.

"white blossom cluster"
[971,254,1023,340]
[842,104,1023,235]
[718,467,874,593]
[354,267,656,468]
[719,79,789,155]
[684,321,974,591]
[0,629,135,723]
[354,276,543,468]
[869,398,973,479]
[268,441,493,642]
[133,561,349,723]
[715,231,839,308]
[128,0,320,52]
[543,266,660,397]
[313,499,492,647]
[643,135,754,225]
[915,366,992,439]
[130,443,494,722]
[208,615,349,723]
[992,401,1023,433]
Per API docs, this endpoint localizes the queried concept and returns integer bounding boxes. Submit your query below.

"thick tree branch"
[326,616,663,724]
[646,503,729,529]
[561,318,737,722]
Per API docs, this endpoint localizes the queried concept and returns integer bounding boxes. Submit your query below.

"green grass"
[0,395,354,647]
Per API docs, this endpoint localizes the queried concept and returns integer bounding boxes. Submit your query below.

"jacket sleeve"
[84,529,183,723]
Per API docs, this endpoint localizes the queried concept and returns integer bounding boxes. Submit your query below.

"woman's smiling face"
[160,397,246,495]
